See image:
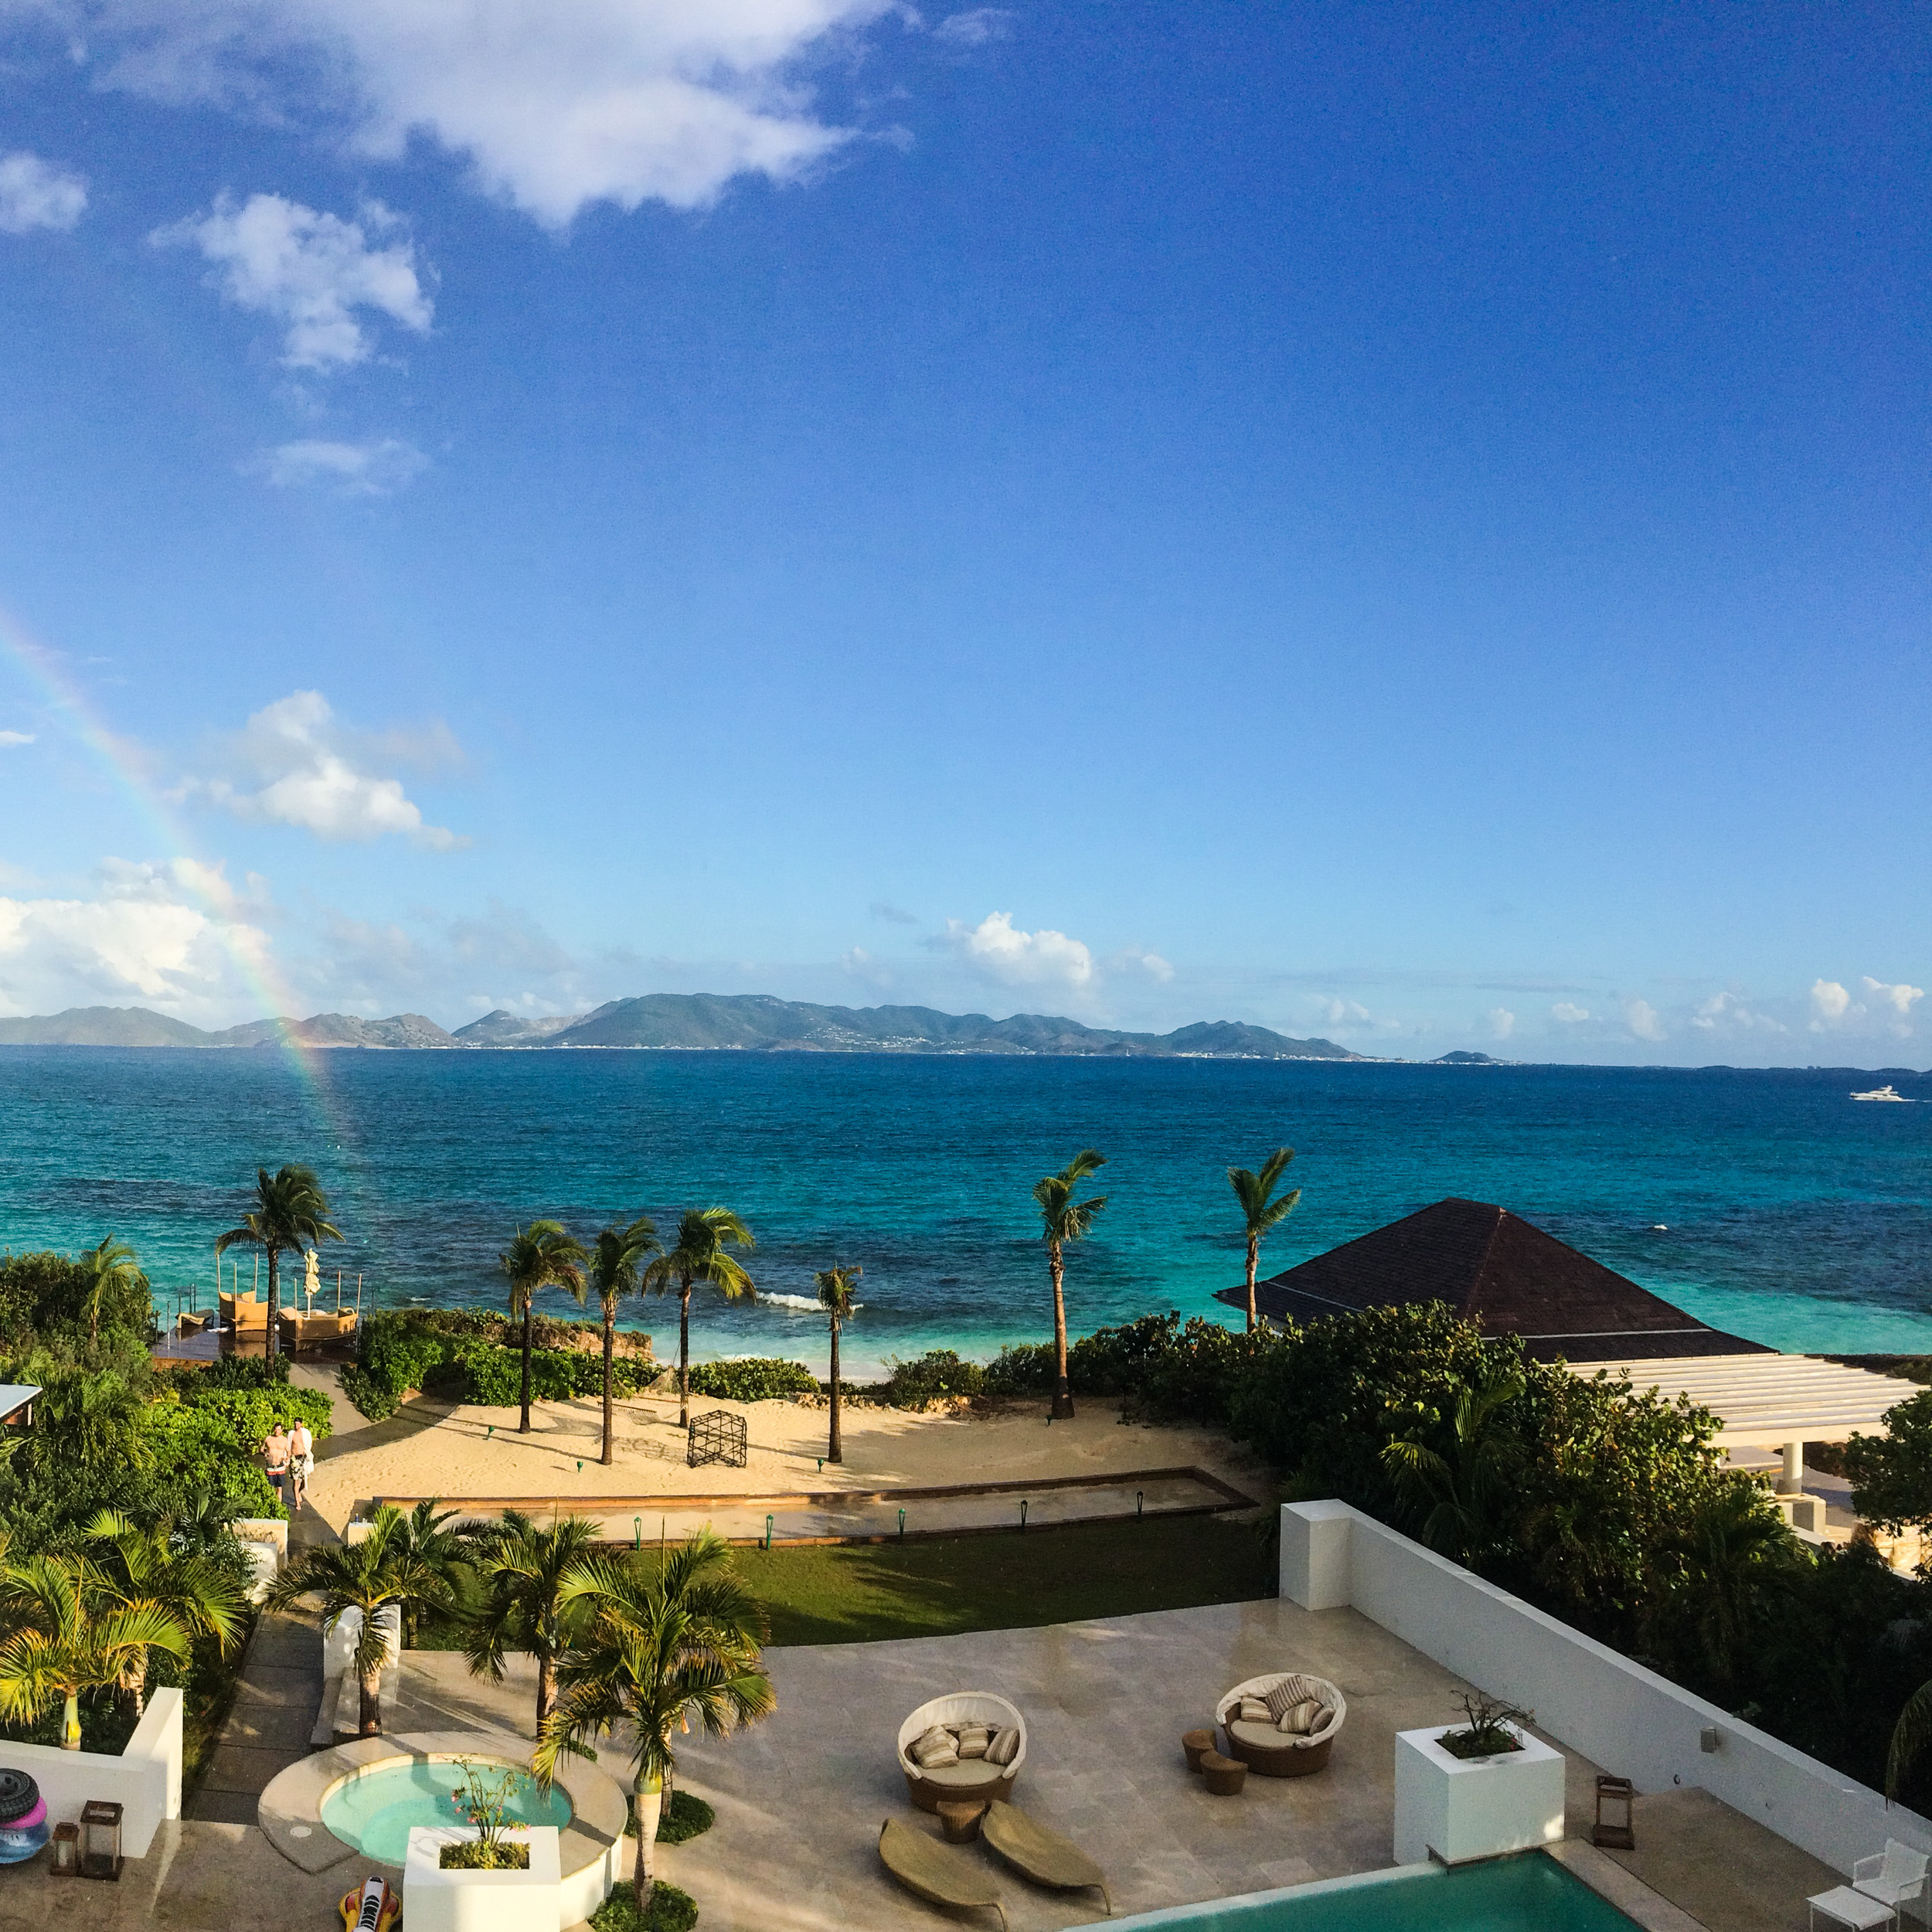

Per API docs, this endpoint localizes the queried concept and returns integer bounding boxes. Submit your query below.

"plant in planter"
[438,1760,531,1871]
[1436,1691,1535,1761]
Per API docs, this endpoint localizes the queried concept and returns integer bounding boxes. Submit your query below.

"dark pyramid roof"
[1216,1196,1770,1362]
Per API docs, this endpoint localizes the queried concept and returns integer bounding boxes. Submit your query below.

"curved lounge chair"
[1215,1672,1347,1777]
[879,1819,1008,1930]
[896,1693,1028,1814]
[982,1801,1111,1914]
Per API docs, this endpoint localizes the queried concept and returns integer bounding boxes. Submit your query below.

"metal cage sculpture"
[688,1408,748,1470]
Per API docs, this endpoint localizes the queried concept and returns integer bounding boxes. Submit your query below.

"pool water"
[1114,1855,1638,1931]
[320,1760,574,1866]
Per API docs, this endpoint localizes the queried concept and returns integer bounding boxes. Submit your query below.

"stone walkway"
[182,1605,324,1825]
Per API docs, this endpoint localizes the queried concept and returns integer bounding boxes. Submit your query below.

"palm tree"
[587,1219,661,1466]
[815,1266,862,1465]
[463,1509,601,1731]
[83,1509,247,1715]
[215,1165,342,1362]
[384,1500,474,1649]
[1380,1368,1527,1566]
[643,1210,756,1429]
[77,1236,145,1347]
[1668,1479,1798,1696]
[22,1369,149,1477]
[263,1503,460,1735]
[498,1222,589,1434]
[0,1542,193,1749]
[1228,1148,1300,1332]
[1033,1150,1107,1420]
[534,1529,774,1907]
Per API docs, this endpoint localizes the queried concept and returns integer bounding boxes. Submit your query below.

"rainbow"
[0,599,355,1230]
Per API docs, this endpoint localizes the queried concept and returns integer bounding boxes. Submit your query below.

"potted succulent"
[1393,1692,1566,1866]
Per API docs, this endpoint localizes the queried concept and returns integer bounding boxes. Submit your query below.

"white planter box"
[403,1826,563,1932]
[1393,1723,1564,1866]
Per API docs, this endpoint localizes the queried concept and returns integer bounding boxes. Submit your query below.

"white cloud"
[0,151,87,233]
[0,858,270,1016]
[1862,976,1924,1020]
[1624,998,1665,1043]
[153,192,432,369]
[1486,1007,1515,1039]
[869,900,917,926]
[178,690,465,849]
[1114,944,1174,983]
[61,0,897,227]
[253,437,428,495]
[1550,1002,1590,1024]
[1809,978,1852,1028]
[938,910,1093,989]
[1691,990,1785,1034]
[0,730,34,749]
[934,9,1013,44]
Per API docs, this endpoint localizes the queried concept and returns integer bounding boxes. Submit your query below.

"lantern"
[79,1799,123,1880]
[49,1822,80,1877]
[1592,1774,1635,1852]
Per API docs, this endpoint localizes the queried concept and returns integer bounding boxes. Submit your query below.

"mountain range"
[0,994,1367,1060]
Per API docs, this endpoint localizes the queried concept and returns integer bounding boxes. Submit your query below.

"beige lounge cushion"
[985,1726,1020,1768]
[1277,1699,1323,1736]
[1238,1699,1271,1724]
[956,1726,991,1760]
[917,1759,1007,1790]
[913,1725,960,1769]
[1228,1719,1295,1751]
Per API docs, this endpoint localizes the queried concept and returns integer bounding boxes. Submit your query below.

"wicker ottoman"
[1200,1751,1247,1797]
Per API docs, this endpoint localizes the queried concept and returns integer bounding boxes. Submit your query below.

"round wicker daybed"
[1215,1672,1346,1778]
[896,1693,1029,1813]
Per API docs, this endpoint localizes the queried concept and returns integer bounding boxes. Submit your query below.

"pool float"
[339,1874,401,1932]
[0,1770,48,1863]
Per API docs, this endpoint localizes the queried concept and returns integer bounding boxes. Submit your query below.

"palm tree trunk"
[538,1652,556,1730]
[602,1297,616,1466]
[359,1665,382,1736]
[1049,1243,1074,1420]
[520,1301,534,1434]
[265,1246,280,1361]
[679,1281,691,1429]
[61,1690,80,1750]
[632,1771,662,1905]
[828,1320,842,1464]
[1245,1236,1259,1332]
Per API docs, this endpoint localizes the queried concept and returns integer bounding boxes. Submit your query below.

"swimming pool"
[1110,1855,1640,1931]
[319,1759,574,1866]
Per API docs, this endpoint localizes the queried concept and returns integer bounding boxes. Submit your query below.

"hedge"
[684,1359,818,1403]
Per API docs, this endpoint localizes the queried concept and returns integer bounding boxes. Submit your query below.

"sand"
[303,1376,1274,1543]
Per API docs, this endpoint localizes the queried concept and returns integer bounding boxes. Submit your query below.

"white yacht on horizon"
[1851,1083,1914,1101]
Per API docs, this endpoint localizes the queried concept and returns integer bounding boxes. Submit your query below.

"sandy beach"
[304,1378,1274,1543]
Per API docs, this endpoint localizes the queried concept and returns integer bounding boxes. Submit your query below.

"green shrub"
[983,1342,1054,1396]
[593,1881,697,1932]
[624,1788,714,1842]
[341,1363,400,1420]
[881,1349,985,1403]
[190,1353,291,1391]
[685,1359,818,1403]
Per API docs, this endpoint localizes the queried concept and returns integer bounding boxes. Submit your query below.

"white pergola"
[1571,1352,1909,1492]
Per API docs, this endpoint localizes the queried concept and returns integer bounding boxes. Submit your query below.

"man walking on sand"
[288,1416,314,1515]
[263,1422,290,1509]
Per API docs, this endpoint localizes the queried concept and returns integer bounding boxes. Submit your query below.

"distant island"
[0,993,1372,1060]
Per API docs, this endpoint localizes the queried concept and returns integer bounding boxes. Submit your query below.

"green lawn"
[738,1513,1272,1647]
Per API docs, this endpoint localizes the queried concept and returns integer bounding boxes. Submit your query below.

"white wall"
[1281,1501,1932,1879]
[0,1685,182,1858]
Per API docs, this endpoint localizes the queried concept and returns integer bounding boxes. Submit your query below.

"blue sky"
[0,2,1925,1064]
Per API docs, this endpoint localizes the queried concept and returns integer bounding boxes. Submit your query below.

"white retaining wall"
[0,1685,182,1857]
[1281,1499,1932,1878]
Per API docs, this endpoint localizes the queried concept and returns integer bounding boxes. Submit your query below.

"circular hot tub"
[320,1757,573,1865]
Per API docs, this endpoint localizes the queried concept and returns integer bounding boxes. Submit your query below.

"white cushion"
[915,1760,1007,1790]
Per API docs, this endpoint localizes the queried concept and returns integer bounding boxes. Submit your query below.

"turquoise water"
[1111,1855,1637,1930]
[319,1760,572,1866]
[1,1048,1928,1376]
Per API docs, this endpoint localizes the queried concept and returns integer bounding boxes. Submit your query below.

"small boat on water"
[1851,1084,1914,1102]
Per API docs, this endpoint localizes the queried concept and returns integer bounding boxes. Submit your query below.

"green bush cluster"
[592,1881,698,1932]
[881,1349,988,1402]
[346,1311,654,1417]
[685,1359,818,1403]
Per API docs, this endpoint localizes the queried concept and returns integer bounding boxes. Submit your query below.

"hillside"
[0,995,1366,1059]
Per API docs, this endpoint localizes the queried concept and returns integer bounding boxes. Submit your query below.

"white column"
[1777,1440,1804,1495]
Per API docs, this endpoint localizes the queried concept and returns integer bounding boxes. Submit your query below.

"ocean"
[1,1048,1928,1377]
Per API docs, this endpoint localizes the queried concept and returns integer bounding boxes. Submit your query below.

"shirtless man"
[263,1422,291,1510]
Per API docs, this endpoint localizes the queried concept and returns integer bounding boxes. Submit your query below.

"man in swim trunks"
[263,1422,291,1508]
[288,1417,315,1515]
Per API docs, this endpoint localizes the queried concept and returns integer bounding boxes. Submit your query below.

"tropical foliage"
[1227,1148,1300,1332]
[499,1222,589,1434]
[535,1529,774,1907]
[644,1209,756,1428]
[815,1266,862,1464]
[589,1220,661,1466]
[463,1509,600,1730]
